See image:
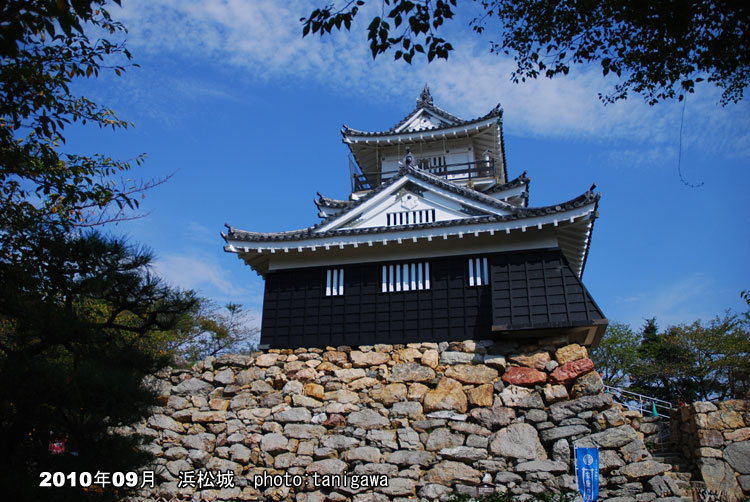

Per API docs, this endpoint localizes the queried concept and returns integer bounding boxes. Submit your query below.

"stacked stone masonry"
[670,400,750,502]
[130,340,694,502]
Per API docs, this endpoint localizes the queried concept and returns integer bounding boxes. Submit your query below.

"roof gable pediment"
[314,169,515,233]
[394,108,458,133]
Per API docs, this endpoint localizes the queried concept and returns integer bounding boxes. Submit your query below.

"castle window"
[381,262,430,293]
[386,209,435,226]
[325,268,344,296]
[468,257,489,286]
[418,155,446,173]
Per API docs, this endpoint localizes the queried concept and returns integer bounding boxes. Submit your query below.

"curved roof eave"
[482,171,530,194]
[341,108,502,142]
[315,193,353,209]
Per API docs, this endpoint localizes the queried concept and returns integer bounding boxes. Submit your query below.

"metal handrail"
[603,385,672,418]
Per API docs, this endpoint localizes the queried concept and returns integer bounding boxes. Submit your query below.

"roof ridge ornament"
[399,147,416,168]
[417,84,433,108]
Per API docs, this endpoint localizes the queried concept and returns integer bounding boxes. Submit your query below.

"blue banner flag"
[576,447,599,502]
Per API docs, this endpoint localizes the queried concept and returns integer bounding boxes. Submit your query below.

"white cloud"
[113,0,750,159]
[185,221,221,246]
[152,252,257,300]
[609,274,719,328]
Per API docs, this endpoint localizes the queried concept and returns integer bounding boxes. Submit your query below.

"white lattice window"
[386,209,435,226]
[325,268,344,296]
[468,257,489,286]
[381,262,430,293]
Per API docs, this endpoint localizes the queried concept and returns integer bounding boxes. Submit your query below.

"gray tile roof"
[223,166,599,243]
[341,105,503,138]
[482,171,530,194]
[314,193,353,209]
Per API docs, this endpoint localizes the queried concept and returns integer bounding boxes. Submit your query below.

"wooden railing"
[352,159,496,192]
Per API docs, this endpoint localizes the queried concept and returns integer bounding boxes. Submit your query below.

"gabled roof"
[314,165,518,233]
[225,191,597,242]
[223,165,600,277]
[390,85,464,132]
[341,103,503,139]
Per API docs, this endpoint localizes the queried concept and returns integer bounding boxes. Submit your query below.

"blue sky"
[66,0,749,333]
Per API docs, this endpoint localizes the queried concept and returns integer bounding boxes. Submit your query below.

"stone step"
[674,466,693,474]
[676,482,693,492]
[652,453,684,462]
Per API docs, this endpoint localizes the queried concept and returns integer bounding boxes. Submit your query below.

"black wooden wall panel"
[261,255,492,348]
[261,249,603,348]
[489,249,604,330]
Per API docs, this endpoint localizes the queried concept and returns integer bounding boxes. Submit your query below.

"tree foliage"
[597,312,750,403]
[0,229,196,501]
[0,2,199,499]
[302,0,750,105]
[590,321,640,387]
[0,0,163,252]
[152,299,259,363]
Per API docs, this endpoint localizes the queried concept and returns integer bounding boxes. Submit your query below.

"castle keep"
[223,87,607,349]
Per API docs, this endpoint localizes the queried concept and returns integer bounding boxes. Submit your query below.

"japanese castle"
[223,87,607,349]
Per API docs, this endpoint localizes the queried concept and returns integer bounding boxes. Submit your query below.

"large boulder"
[549,358,595,385]
[350,350,390,367]
[470,406,516,430]
[370,383,407,405]
[724,440,750,474]
[423,378,468,413]
[620,460,667,480]
[424,461,482,485]
[426,428,464,451]
[588,425,639,448]
[489,423,547,460]
[306,459,348,476]
[445,364,498,385]
[347,409,389,429]
[699,458,744,502]
[389,362,436,383]
[509,351,551,370]
[386,450,435,466]
[467,383,494,407]
[555,344,588,364]
[273,407,312,423]
[254,353,279,367]
[571,371,604,397]
[500,385,545,408]
[502,366,547,387]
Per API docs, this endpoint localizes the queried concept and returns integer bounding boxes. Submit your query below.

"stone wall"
[623,414,671,453]
[670,400,750,502]
[130,340,690,502]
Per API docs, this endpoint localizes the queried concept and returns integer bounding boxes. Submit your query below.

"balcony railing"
[352,159,497,192]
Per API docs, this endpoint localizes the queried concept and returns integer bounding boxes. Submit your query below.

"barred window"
[325,268,344,296]
[381,262,430,293]
[468,257,489,286]
[386,209,435,226]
